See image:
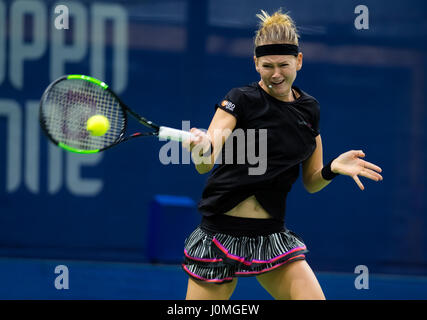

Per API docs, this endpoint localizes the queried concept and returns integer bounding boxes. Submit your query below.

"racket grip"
[158,126,193,142]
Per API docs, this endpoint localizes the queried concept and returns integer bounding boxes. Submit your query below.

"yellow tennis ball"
[86,115,110,136]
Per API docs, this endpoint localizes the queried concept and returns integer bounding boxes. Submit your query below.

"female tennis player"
[182,9,383,300]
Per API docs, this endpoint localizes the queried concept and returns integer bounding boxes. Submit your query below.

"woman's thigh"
[256,260,325,300]
[186,277,238,300]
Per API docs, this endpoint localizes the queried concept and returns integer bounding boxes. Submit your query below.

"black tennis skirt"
[182,215,308,284]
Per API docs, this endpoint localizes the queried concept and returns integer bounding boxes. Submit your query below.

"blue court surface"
[0,258,425,300]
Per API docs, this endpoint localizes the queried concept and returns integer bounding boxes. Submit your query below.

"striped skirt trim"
[182,226,308,283]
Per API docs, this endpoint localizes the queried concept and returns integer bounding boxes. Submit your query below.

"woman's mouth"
[269,79,285,87]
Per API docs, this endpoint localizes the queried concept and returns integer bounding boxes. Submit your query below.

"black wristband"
[321,159,339,180]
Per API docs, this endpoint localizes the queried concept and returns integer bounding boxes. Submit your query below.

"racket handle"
[158,126,193,142]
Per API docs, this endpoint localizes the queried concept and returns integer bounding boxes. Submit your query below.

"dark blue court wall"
[0,0,426,279]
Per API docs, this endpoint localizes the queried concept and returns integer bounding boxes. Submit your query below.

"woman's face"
[254,52,303,101]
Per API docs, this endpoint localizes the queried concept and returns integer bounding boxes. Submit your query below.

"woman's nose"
[272,67,281,78]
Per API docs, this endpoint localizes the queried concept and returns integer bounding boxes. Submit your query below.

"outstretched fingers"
[361,160,382,174]
[354,160,383,190]
[353,175,365,190]
[359,167,383,181]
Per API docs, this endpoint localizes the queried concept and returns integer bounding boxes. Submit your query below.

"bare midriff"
[224,195,272,219]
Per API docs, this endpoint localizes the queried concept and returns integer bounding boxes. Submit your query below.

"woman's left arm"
[302,135,383,193]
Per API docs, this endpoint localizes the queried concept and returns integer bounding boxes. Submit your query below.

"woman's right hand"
[182,128,212,157]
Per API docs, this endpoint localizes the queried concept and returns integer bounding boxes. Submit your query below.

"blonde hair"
[254,9,299,47]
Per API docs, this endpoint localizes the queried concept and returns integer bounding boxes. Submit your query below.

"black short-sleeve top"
[198,82,320,222]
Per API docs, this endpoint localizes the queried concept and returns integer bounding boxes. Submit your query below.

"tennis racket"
[39,74,193,154]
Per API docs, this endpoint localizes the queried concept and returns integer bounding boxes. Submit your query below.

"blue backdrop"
[0,0,426,281]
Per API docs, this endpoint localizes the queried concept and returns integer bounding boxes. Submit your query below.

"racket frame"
[39,74,162,154]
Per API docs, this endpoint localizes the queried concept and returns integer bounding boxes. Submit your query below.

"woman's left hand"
[331,150,383,190]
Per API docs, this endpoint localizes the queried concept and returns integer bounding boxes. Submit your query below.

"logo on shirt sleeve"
[221,100,236,112]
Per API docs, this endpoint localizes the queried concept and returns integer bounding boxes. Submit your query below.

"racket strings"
[41,79,125,150]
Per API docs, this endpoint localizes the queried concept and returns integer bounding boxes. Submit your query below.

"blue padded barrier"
[147,195,200,264]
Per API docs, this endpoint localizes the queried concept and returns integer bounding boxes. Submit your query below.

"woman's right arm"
[185,108,237,174]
